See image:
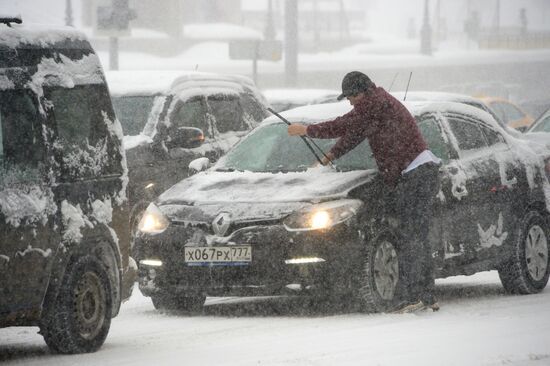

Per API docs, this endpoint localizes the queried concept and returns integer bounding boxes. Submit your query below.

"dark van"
[0,18,136,353]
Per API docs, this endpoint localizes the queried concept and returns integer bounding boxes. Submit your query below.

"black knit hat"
[337,71,375,100]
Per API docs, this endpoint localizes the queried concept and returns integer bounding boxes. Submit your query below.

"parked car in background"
[134,100,550,314]
[0,18,135,353]
[527,107,550,134]
[523,106,550,154]
[391,91,505,127]
[477,95,534,131]
[106,70,190,135]
[263,88,340,112]
[122,72,269,239]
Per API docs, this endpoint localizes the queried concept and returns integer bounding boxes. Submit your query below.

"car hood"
[156,168,376,223]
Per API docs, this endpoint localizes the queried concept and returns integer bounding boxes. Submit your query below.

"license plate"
[184,246,252,266]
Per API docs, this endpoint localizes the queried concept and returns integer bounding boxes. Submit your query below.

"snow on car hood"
[157,168,376,222]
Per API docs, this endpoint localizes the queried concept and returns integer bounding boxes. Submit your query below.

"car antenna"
[267,107,335,169]
[387,72,398,92]
[403,72,413,101]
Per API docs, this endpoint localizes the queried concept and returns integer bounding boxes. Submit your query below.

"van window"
[47,85,121,180]
[0,90,43,167]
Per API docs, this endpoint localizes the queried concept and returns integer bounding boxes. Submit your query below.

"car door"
[441,113,511,266]
[416,113,456,270]
[0,89,58,315]
[475,123,522,262]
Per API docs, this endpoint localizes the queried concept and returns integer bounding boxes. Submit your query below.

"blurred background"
[2,0,550,115]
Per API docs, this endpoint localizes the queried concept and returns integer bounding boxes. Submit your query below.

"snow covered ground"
[1,271,549,366]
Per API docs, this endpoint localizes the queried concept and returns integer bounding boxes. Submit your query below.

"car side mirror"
[188,157,210,175]
[166,127,204,149]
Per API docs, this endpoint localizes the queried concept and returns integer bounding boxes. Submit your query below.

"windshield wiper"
[267,108,336,169]
[215,167,236,172]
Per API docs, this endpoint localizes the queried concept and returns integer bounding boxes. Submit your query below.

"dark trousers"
[393,162,440,304]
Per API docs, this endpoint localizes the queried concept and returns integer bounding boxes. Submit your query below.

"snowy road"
[1,271,550,366]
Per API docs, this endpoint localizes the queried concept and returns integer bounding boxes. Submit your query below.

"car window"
[479,124,506,146]
[217,122,376,172]
[111,95,155,135]
[240,93,267,122]
[208,94,246,133]
[489,102,507,123]
[47,85,122,180]
[532,115,550,133]
[447,117,488,152]
[0,90,43,167]
[491,101,524,123]
[170,97,210,136]
[418,117,450,163]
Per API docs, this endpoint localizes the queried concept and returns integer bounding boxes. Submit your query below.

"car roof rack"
[0,15,22,27]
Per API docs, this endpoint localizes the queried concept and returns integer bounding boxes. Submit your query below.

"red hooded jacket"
[306,87,427,186]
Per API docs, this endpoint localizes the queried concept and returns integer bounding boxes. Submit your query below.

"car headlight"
[283,199,363,231]
[138,203,169,234]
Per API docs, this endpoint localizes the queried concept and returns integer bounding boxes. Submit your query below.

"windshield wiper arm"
[267,108,335,169]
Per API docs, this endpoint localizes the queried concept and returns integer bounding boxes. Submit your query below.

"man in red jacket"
[288,71,441,313]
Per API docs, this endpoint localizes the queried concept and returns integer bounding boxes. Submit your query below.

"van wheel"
[498,211,549,294]
[356,231,403,313]
[151,292,205,314]
[40,255,112,354]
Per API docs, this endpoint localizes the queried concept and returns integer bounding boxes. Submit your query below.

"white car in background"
[107,70,270,241]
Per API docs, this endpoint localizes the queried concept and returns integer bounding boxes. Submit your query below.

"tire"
[355,231,404,313]
[498,211,550,294]
[40,255,113,354]
[151,292,205,314]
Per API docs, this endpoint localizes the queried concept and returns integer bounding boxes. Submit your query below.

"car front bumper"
[134,220,363,298]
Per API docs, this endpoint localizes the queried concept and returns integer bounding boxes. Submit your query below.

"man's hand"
[288,124,308,136]
[312,152,335,167]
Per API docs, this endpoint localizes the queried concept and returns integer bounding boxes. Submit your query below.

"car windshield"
[530,112,550,133]
[215,122,376,173]
[111,95,155,135]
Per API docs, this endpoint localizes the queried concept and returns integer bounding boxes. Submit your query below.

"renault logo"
[212,212,231,236]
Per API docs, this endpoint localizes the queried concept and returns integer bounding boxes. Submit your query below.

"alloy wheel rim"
[373,240,399,300]
[74,272,106,340]
[525,225,548,281]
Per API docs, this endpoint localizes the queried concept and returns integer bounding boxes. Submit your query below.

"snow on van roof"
[0,22,87,49]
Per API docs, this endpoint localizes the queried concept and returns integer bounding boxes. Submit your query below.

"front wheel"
[498,211,549,294]
[355,231,403,313]
[40,255,113,354]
